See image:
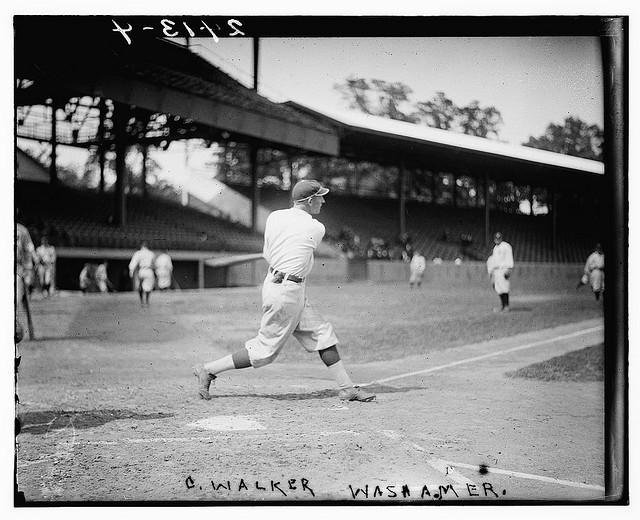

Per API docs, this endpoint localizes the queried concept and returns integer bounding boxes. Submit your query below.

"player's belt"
[269,266,304,284]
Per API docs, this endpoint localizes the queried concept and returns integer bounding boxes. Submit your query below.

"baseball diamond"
[15,282,605,503]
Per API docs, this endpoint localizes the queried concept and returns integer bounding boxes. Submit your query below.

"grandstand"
[16,175,268,291]
[16,180,263,253]
[235,185,596,264]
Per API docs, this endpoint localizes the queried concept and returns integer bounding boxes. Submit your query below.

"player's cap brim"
[316,187,329,196]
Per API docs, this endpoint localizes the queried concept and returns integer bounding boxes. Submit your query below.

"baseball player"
[486,232,514,312]
[35,236,56,297]
[154,250,174,290]
[193,179,376,403]
[129,241,156,306]
[96,261,114,293]
[409,250,426,288]
[579,243,604,301]
[79,263,93,293]
[16,223,36,343]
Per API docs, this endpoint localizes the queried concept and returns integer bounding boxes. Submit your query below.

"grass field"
[507,344,604,382]
[15,281,606,504]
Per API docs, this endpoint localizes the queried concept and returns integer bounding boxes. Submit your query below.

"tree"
[414,92,458,131]
[458,101,503,139]
[334,76,374,114]
[334,76,415,122]
[369,79,416,122]
[335,78,504,139]
[523,116,603,161]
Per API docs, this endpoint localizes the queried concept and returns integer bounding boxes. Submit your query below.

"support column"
[431,171,438,205]
[141,145,148,199]
[602,16,627,503]
[198,259,205,289]
[113,104,128,227]
[484,172,490,246]
[97,98,106,193]
[49,99,58,185]
[397,162,406,238]
[253,38,260,92]
[249,145,260,233]
[551,186,558,250]
[452,174,458,207]
[353,162,360,195]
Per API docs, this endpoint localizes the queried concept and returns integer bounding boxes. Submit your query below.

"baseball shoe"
[339,386,376,402]
[192,364,216,400]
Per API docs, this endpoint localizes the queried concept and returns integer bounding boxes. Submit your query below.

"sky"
[190,36,604,147]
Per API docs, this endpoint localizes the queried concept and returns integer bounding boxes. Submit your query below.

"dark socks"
[318,345,341,367]
[232,349,252,369]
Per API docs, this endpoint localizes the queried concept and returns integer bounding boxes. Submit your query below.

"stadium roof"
[288,103,605,187]
[14,18,339,156]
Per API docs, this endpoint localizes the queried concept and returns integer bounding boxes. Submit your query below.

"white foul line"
[380,430,477,487]
[438,459,605,492]
[362,326,604,386]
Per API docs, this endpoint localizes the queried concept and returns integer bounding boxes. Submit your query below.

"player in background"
[409,249,426,288]
[79,263,93,293]
[96,261,115,293]
[155,250,174,290]
[16,223,36,343]
[129,241,156,306]
[578,243,604,301]
[486,232,514,312]
[193,179,376,403]
[35,236,56,297]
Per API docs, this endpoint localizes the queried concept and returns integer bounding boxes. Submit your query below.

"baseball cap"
[292,179,329,202]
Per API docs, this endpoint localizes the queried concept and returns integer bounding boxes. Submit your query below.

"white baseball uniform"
[35,243,56,287]
[409,253,426,285]
[487,240,514,295]
[155,253,174,290]
[95,263,109,292]
[244,207,338,368]
[16,223,35,305]
[129,246,156,292]
[583,251,604,293]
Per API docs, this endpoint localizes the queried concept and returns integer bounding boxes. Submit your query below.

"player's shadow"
[22,335,105,343]
[220,384,424,401]
[16,409,175,435]
[506,307,533,312]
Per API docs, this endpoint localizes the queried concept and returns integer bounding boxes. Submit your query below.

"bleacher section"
[17,180,595,264]
[16,181,264,253]
[245,186,595,263]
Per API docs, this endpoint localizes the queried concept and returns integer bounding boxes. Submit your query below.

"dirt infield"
[15,283,605,504]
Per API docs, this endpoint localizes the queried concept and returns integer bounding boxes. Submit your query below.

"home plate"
[187,415,265,431]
